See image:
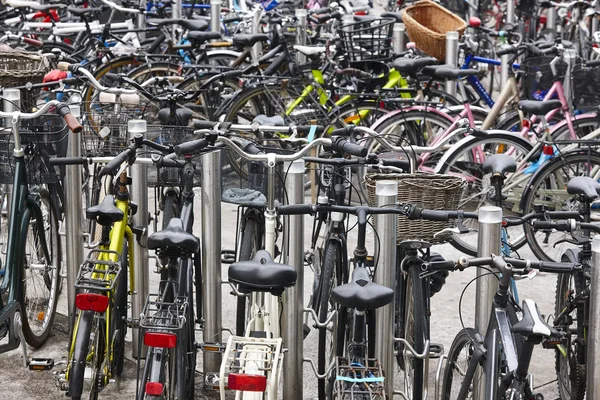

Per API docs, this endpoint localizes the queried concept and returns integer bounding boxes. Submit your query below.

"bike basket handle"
[49,157,87,166]
[101,149,131,176]
[331,136,367,157]
[56,103,83,133]
[174,138,210,156]
[276,204,315,215]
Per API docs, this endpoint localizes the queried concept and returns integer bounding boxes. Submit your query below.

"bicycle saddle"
[187,31,221,45]
[86,195,124,226]
[67,6,103,15]
[393,57,438,74]
[232,34,269,48]
[294,45,327,57]
[157,107,193,127]
[229,250,297,295]
[179,19,210,31]
[331,267,394,310]
[566,176,600,200]
[252,115,285,126]
[147,18,182,27]
[421,65,479,80]
[482,154,517,176]
[380,11,403,22]
[147,218,200,253]
[517,100,562,116]
[511,299,555,338]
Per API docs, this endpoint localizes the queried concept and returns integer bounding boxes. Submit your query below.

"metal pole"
[587,236,600,399]
[282,160,305,400]
[546,7,557,40]
[593,2,599,37]
[374,181,398,399]
[506,0,515,24]
[65,103,84,329]
[473,205,502,400]
[251,7,263,63]
[172,0,182,38]
[393,23,406,54]
[129,120,149,358]
[211,0,221,34]
[563,49,577,102]
[137,0,147,41]
[2,89,20,219]
[295,9,307,64]
[469,0,478,18]
[201,149,223,374]
[445,31,459,97]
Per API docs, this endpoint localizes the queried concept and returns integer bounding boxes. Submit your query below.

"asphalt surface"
[0,186,564,399]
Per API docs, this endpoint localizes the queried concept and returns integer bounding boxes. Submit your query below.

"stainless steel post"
[473,205,502,400]
[563,49,577,102]
[211,0,221,34]
[251,7,263,62]
[546,7,557,40]
[469,0,478,18]
[445,31,459,97]
[374,181,398,398]
[587,236,600,398]
[2,90,19,224]
[282,159,305,400]
[137,0,147,41]
[593,3,599,36]
[65,103,84,328]
[172,0,182,37]
[129,120,149,358]
[201,149,222,373]
[295,9,307,64]
[393,23,406,54]
[506,0,515,24]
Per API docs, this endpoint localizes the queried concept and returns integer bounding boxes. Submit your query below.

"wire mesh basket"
[364,173,466,244]
[339,18,395,62]
[332,357,386,399]
[572,65,600,111]
[139,293,188,331]
[0,49,50,87]
[519,56,573,101]
[0,115,68,184]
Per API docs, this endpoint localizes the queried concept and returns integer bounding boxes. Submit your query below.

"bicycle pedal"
[54,372,68,391]
[199,342,226,353]
[28,358,54,371]
[429,343,444,359]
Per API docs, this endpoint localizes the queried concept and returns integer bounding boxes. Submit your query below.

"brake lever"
[433,227,462,238]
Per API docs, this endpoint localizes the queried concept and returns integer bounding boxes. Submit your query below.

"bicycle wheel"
[400,263,427,400]
[21,188,61,347]
[441,327,481,400]
[69,311,106,400]
[141,346,178,399]
[554,250,586,400]
[162,192,180,230]
[236,215,259,336]
[521,150,600,261]
[435,132,533,256]
[113,242,129,377]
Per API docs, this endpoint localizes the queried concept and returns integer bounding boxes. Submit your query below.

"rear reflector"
[144,332,177,348]
[75,293,109,312]
[145,382,164,396]
[228,373,267,392]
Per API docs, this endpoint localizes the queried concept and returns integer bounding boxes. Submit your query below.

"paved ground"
[0,185,564,399]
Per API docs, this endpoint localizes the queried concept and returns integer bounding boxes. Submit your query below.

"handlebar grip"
[537,261,579,274]
[532,221,556,230]
[174,138,209,156]
[276,204,315,215]
[294,125,325,134]
[380,158,411,171]
[309,6,331,13]
[193,120,218,130]
[223,69,243,79]
[497,45,517,56]
[546,211,582,220]
[56,103,83,133]
[100,149,131,176]
[329,126,354,137]
[413,209,450,221]
[49,157,87,166]
[57,61,73,72]
[427,260,456,271]
[331,136,367,157]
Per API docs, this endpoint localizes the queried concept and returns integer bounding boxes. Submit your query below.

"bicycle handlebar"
[425,255,580,274]
[57,62,138,95]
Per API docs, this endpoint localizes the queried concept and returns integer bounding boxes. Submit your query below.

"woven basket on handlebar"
[0,50,49,87]
[365,173,466,244]
[401,0,467,61]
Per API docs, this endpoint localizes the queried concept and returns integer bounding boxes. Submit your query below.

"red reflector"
[543,145,554,155]
[355,10,367,15]
[522,119,530,129]
[468,16,481,28]
[75,293,109,312]
[145,382,164,396]
[502,221,507,227]
[144,332,177,348]
[228,373,267,392]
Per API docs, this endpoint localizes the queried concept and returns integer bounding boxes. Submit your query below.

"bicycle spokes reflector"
[144,332,177,348]
[228,373,267,392]
[75,293,109,312]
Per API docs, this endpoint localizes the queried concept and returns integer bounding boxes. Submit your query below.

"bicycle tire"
[435,132,533,256]
[113,241,129,377]
[236,216,259,336]
[521,150,600,261]
[21,188,61,347]
[441,327,481,400]
[69,311,105,400]
[555,249,586,400]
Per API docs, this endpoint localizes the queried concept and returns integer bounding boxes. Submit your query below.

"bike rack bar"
[587,236,600,398]
[282,159,305,400]
[373,180,397,399]
[393,23,406,54]
[473,205,502,400]
[137,0,146,41]
[546,6,557,40]
[295,9,307,64]
[201,149,223,374]
[129,119,149,359]
[251,7,262,62]
[506,0,515,24]
[65,102,84,331]
[172,0,182,37]
[563,49,577,102]
[445,31,459,97]
[211,0,221,35]
[2,89,20,231]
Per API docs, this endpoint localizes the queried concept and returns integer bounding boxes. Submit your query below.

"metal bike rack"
[393,23,406,54]
[129,120,149,358]
[137,0,146,41]
[2,89,20,225]
[211,0,221,35]
[546,6,557,40]
[201,149,223,373]
[374,180,397,398]
[587,236,600,398]
[445,31,459,97]
[473,205,502,400]
[295,9,307,64]
[562,49,577,102]
[172,0,182,37]
[282,159,305,400]
[251,7,263,62]
[506,0,515,24]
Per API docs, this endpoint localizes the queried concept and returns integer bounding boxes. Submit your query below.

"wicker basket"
[401,0,467,60]
[0,50,49,87]
[365,173,466,244]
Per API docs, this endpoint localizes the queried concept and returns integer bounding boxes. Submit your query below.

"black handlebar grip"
[496,45,517,56]
[100,149,131,176]
[193,120,218,130]
[235,138,264,155]
[537,261,579,274]
[329,126,354,137]
[419,209,451,221]
[547,211,582,220]
[532,221,555,230]
[174,139,209,156]
[380,158,411,171]
[427,260,456,271]
[332,136,368,157]
[49,157,87,166]
[223,69,243,78]
[294,125,325,134]
[276,204,315,215]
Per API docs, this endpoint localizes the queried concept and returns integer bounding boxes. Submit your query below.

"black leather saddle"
[147,218,200,253]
